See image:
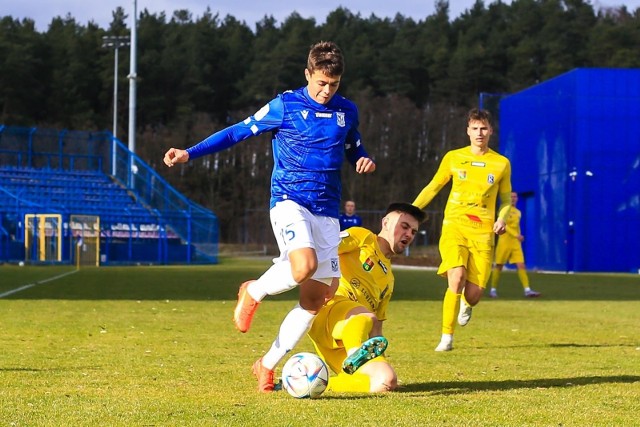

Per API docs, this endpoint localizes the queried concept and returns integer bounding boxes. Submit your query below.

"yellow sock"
[442,289,461,335]
[327,372,371,392]
[335,314,373,353]
[517,269,530,288]
[491,268,501,289]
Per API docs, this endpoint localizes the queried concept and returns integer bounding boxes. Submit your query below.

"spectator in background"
[339,200,363,230]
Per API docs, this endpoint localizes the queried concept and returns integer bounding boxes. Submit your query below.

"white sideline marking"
[0,269,79,298]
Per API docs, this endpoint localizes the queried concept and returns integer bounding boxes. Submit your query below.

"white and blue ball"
[281,352,329,398]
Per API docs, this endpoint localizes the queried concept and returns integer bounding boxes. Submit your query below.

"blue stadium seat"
[0,166,157,230]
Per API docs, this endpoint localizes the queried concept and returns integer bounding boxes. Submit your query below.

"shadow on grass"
[398,375,640,395]
[473,342,638,350]
[548,343,637,348]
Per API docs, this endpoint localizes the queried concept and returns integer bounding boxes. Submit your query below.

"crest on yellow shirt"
[363,258,374,271]
[458,170,467,180]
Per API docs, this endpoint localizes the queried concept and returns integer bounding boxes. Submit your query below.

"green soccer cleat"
[342,336,389,375]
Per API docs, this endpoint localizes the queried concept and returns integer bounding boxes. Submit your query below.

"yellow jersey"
[502,205,522,241]
[413,146,512,235]
[336,227,393,321]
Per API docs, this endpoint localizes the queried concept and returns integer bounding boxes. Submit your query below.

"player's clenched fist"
[355,157,376,174]
[163,148,189,167]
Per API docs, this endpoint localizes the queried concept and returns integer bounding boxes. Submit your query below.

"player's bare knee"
[370,371,398,392]
[289,248,318,283]
[447,269,466,292]
[290,263,317,284]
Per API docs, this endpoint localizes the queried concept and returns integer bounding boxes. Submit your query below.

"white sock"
[247,261,299,301]
[524,287,531,293]
[261,304,315,370]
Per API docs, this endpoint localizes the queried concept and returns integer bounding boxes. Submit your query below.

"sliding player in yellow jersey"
[490,191,541,298]
[412,108,512,352]
[308,203,425,392]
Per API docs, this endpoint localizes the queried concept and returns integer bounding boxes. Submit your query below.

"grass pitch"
[0,260,638,426]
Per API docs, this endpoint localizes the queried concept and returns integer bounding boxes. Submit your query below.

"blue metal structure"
[0,126,219,264]
[500,68,640,273]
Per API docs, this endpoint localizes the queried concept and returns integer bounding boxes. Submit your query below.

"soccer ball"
[281,352,329,398]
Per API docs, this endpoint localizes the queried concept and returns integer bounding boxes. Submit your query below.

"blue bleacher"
[0,125,219,264]
[0,165,158,233]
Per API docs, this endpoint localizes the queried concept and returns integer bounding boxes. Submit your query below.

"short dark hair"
[467,108,492,126]
[386,202,427,223]
[307,41,344,77]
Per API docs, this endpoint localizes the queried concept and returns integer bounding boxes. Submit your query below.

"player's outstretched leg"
[252,357,275,392]
[342,336,388,375]
[233,280,259,333]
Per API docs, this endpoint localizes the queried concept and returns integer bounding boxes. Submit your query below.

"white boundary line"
[0,269,79,298]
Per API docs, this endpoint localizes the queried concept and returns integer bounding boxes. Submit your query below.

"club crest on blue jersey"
[336,112,345,127]
[487,174,495,184]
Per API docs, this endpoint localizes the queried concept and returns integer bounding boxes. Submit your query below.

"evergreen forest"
[1,0,639,242]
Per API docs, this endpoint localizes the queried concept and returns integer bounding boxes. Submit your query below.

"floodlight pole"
[102,35,130,176]
[128,0,138,156]
[127,0,138,189]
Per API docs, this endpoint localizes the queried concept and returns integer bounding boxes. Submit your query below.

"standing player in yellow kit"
[412,108,512,352]
[489,191,541,298]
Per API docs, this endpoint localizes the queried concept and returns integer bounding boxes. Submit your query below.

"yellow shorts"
[494,237,524,265]
[308,296,387,374]
[437,223,493,288]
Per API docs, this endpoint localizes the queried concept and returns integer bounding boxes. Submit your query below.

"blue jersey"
[186,87,368,218]
[339,214,362,231]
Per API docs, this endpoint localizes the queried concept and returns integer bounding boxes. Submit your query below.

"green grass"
[0,260,638,426]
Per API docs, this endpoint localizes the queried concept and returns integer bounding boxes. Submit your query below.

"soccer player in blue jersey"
[339,200,363,230]
[163,41,376,392]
